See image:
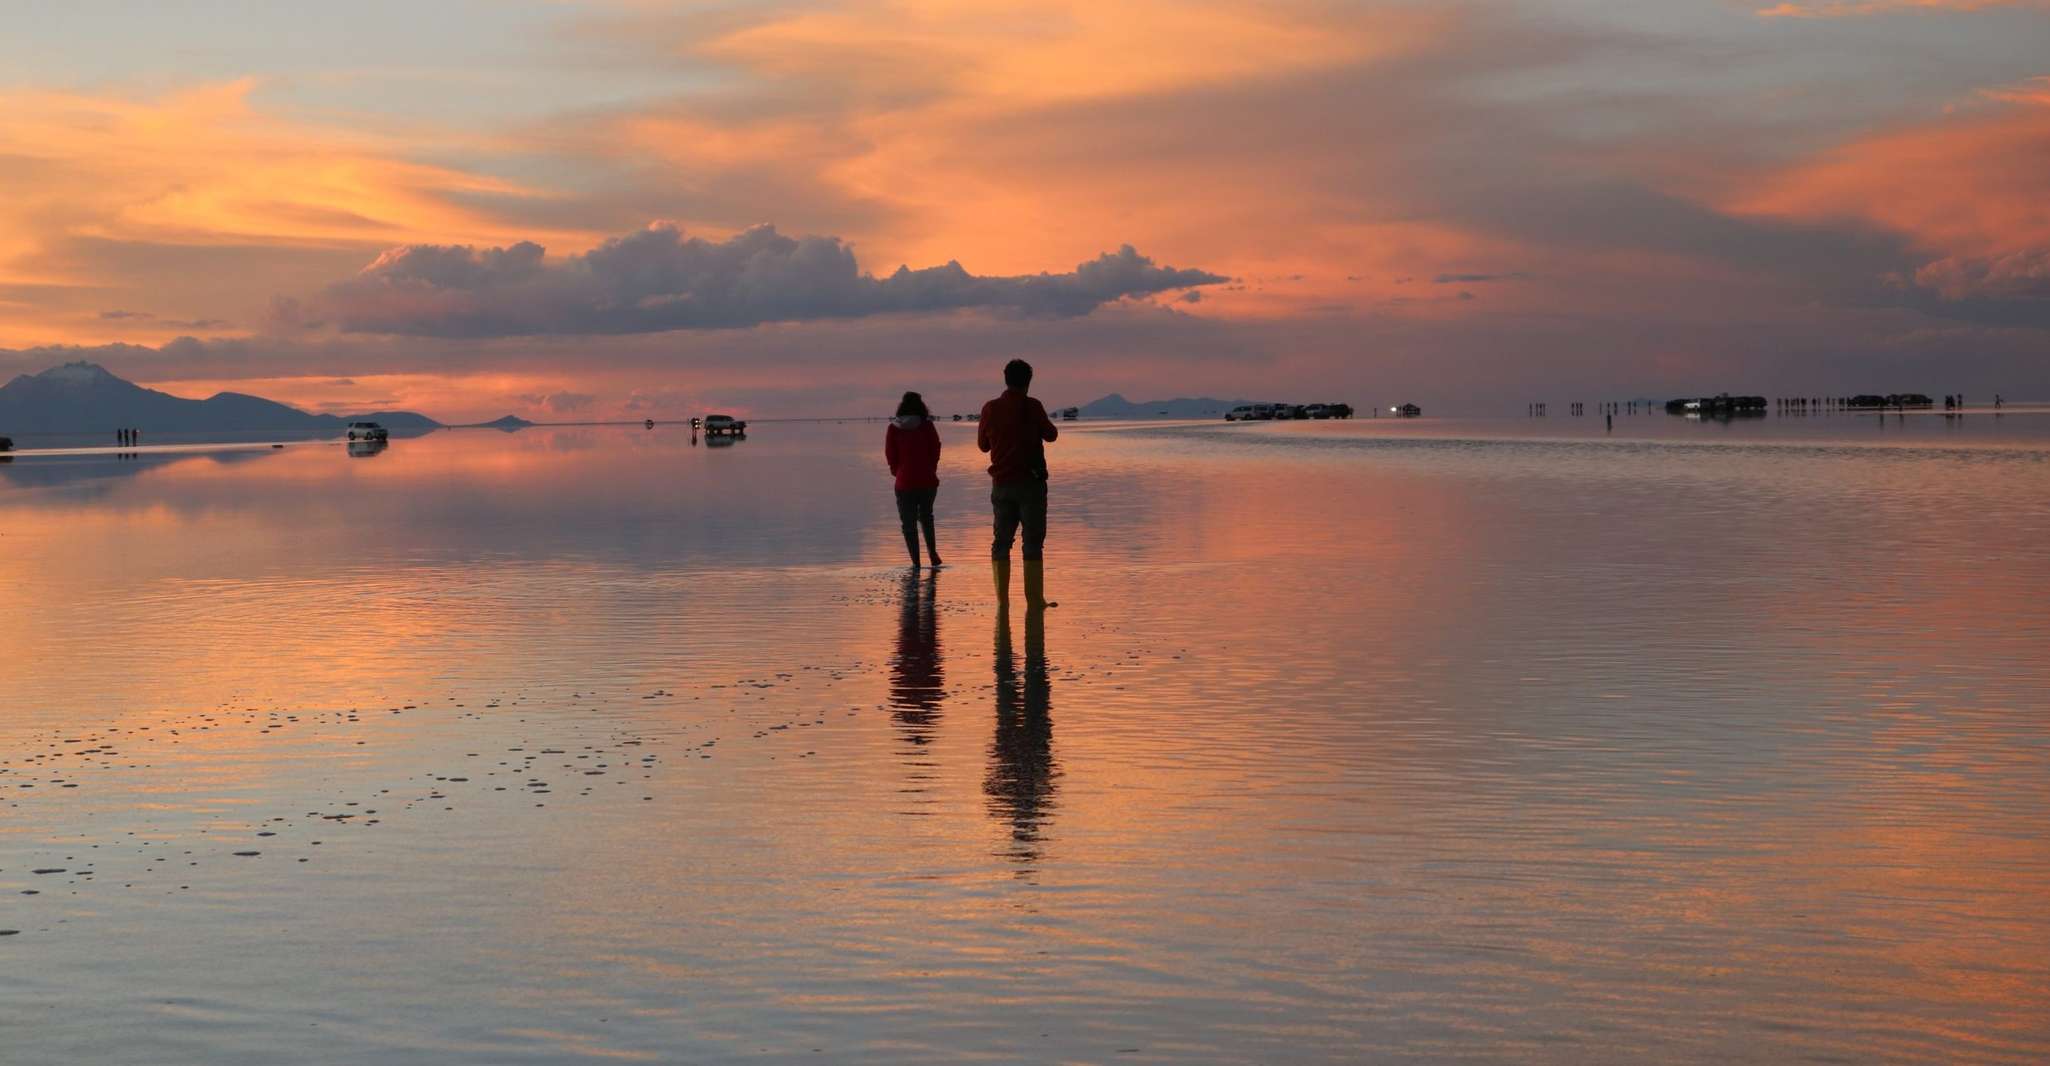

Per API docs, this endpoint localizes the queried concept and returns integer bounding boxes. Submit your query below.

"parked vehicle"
[1396,403,1422,418]
[1060,407,1079,421]
[0,435,12,452]
[1303,404,1329,419]
[1327,403,1355,419]
[346,421,388,441]
[1225,404,1257,421]
[703,414,748,436]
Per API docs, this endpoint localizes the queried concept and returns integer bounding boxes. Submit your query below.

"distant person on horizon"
[885,391,944,569]
[977,359,1058,609]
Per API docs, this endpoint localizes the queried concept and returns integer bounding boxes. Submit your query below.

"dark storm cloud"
[315,223,1227,338]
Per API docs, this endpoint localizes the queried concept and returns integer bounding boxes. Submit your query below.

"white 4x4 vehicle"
[346,421,388,441]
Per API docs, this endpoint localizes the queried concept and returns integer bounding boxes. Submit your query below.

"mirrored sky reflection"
[3,417,2050,1062]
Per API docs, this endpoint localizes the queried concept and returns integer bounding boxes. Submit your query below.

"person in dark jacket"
[885,391,944,568]
[977,359,1058,609]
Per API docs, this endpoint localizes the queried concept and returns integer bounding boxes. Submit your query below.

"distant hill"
[0,362,442,434]
[461,415,535,431]
[1074,393,1251,419]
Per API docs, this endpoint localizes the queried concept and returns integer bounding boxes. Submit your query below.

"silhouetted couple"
[884,358,1059,608]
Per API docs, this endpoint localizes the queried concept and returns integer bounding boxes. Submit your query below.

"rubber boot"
[1022,560,1056,609]
[903,529,921,568]
[993,558,1012,609]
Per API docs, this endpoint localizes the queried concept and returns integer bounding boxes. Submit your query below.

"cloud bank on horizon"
[314,224,1225,336]
[0,0,2046,420]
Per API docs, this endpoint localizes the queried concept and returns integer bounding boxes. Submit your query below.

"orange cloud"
[0,80,595,344]
[1730,80,2050,299]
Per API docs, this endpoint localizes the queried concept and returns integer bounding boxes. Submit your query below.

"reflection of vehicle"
[346,421,388,441]
[704,432,741,447]
[703,414,748,436]
[347,438,388,458]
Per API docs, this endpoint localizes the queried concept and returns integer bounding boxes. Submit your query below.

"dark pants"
[990,479,1048,562]
[896,486,938,560]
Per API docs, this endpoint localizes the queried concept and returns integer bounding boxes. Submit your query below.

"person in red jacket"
[885,391,944,568]
[977,359,1059,609]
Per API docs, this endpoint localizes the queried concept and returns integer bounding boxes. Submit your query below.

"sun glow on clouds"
[1,0,2048,414]
[0,79,593,342]
[1732,78,2050,299]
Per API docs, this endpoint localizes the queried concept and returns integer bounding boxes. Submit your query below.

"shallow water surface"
[4,414,2049,1062]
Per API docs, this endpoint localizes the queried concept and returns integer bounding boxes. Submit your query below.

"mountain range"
[0,362,442,434]
[1074,393,1253,419]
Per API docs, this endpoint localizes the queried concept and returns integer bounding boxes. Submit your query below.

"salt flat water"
[3,412,2049,1063]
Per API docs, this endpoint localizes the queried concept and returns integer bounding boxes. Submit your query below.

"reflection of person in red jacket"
[885,391,944,569]
[977,359,1059,609]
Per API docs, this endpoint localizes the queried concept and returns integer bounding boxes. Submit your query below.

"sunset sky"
[2,0,2046,420]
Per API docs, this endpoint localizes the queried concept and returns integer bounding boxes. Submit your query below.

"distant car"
[1304,404,1329,419]
[1225,404,1257,421]
[703,414,747,434]
[1326,403,1354,419]
[1250,403,1275,420]
[1060,407,1079,421]
[346,421,388,441]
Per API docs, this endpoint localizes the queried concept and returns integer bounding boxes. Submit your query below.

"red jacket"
[977,388,1058,483]
[885,416,941,491]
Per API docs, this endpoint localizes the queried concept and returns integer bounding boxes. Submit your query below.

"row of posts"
[1529,395,2007,416]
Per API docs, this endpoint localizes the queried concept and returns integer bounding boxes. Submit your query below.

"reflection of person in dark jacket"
[885,391,944,569]
[987,605,1057,872]
[976,359,1059,609]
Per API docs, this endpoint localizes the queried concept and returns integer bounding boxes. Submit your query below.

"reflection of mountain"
[0,448,277,489]
[0,362,440,433]
[986,608,1058,871]
[460,415,535,432]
